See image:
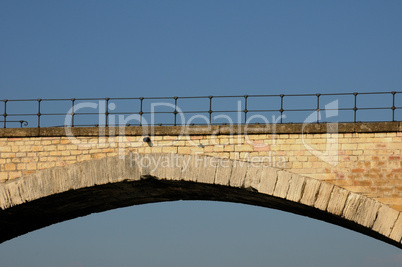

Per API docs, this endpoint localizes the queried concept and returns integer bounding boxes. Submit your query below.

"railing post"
[37,99,42,128]
[174,96,178,126]
[280,94,284,124]
[392,91,396,122]
[316,93,321,123]
[71,98,75,127]
[353,92,358,123]
[105,98,110,127]
[3,100,7,128]
[139,97,144,126]
[208,96,213,124]
[244,95,248,123]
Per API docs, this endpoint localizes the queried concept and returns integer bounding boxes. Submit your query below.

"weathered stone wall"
[0,154,401,247]
[0,122,401,211]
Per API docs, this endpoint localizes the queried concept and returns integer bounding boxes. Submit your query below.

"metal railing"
[0,120,28,128]
[1,91,401,128]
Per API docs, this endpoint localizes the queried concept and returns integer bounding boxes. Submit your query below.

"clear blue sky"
[1,1,402,266]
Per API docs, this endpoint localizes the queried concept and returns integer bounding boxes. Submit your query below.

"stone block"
[196,156,218,184]
[389,214,402,243]
[235,144,253,152]
[273,171,292,199]
[372,204,400,237]
[257,167,277,195]
[244,165,263,189]
[214,159,232,186]
[342,193,380,228]
[286,174,305,202]
[300,178,321,206]
[327,186,349,215]
[314,182,334,211]
[229,160,248,187]
[180,155,198,182]
[161,154,184,181]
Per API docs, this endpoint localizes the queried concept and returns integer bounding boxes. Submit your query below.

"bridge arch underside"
[0,154,401,248]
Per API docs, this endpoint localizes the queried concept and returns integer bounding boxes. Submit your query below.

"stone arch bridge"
[0,122,401,248]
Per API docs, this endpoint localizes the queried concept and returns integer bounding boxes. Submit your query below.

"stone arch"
[0,153,401,248]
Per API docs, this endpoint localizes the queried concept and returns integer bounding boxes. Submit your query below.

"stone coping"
[0,122,401,138]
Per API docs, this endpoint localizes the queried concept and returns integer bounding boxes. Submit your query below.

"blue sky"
[0,1,402,266]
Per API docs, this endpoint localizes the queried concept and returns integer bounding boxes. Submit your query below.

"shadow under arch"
[0,153,401,248]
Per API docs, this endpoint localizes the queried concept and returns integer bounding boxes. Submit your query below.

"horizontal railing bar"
[2,91,402,103]
[6,114,37,117]
[49,118,399,127]
[357,107,393,110]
